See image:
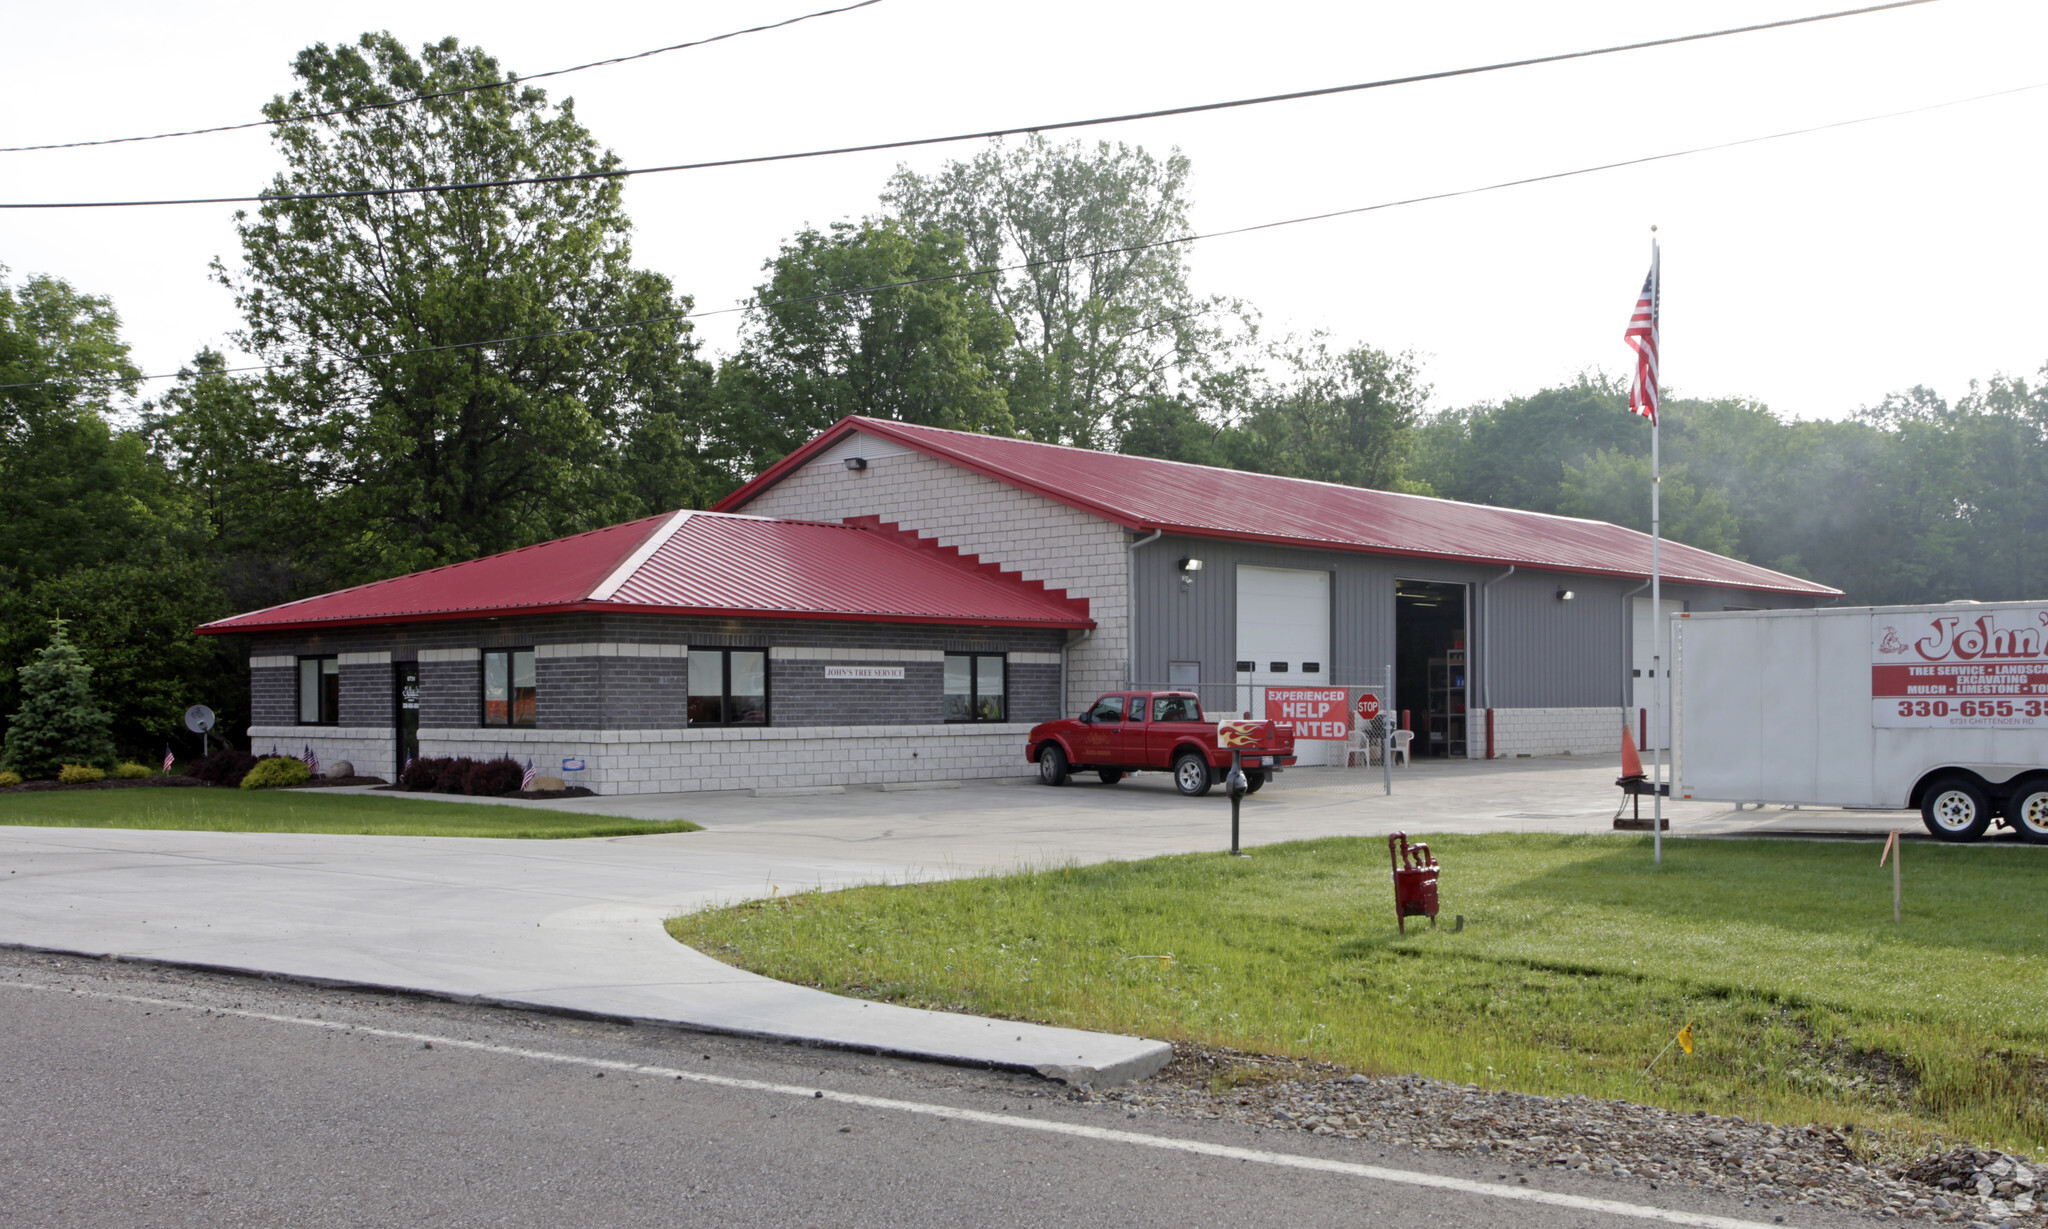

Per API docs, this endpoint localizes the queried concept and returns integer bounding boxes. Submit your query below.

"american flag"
[162,746,174,774]
[1623,253,1660,423]
[520,758,537,792]
[302,744,320,776]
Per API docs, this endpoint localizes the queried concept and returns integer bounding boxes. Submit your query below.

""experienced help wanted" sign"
[1262,686,1350,740]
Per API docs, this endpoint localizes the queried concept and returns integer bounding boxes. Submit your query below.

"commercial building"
[199,415,1839,792]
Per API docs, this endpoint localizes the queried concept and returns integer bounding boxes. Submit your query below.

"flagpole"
[1649,230,1663,867]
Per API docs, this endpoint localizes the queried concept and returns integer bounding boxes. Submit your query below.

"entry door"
[394,663,420,776]
[1236,566,1332,767]
[1631,598,1684,751]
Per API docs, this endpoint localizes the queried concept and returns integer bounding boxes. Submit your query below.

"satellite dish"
[183,705,215,734]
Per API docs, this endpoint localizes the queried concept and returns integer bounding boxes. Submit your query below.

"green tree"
[2,620,118,777]
[1558,449,1743,556]
[1221,339,1429,491]
[719,219,1013,473]
[221,32,712,582]
[884,136,1247,448]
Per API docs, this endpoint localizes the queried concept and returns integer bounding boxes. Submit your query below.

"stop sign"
[1355,692,1380,721]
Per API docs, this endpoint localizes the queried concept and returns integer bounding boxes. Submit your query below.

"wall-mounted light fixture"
[843,456,867,471]
[1556,588,1576,601]
[1178,557,1203,591]
[1178,558,1203,573]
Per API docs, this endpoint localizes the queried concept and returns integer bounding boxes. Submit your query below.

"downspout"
[1125,529,1162,686]
[1061,627,1092,718]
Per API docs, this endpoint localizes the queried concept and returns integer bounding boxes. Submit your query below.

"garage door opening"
[1395,580,1467,757]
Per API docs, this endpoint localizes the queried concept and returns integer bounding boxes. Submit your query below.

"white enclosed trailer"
[1672,602,2048,843]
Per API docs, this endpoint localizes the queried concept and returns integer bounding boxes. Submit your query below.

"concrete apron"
[0,826,1170,1086]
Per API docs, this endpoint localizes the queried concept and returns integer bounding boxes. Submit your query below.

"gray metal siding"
[1131,534,1826,714]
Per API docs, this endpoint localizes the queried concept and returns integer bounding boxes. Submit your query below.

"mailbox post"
[1226,748,1248,856]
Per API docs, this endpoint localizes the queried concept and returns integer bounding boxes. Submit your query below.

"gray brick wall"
[245,618,1066,733]
[252,666,295,726]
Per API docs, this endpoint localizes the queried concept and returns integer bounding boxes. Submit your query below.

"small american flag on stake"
[521,758,537,792]
[162,746,174,774]
[303,744,320,777]
[1623,255,1660,423]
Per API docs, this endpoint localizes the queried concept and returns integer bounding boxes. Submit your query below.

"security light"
[843,456,867,471]
[1557,588,1576,601]
[1178,557,1203,572]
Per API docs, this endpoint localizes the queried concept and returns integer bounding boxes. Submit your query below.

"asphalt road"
[1,951,1882,1229]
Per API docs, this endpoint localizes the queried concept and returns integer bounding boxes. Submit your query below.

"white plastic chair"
[1345,716,1376,767]
[1388,729,1414,766]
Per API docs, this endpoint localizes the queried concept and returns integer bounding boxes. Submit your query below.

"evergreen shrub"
[2,620,117,778]
[0,771,19,788]
[464,758,524,796]
[58,764,107,784]
[398,756,446,791]
[239,756,311,790]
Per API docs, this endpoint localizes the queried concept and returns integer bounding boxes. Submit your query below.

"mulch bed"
[0,776,216,793]
[277,776,389,789]
[369,785,597,801]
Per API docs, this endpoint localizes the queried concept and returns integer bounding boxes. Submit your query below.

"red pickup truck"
[1027,691,1297,796]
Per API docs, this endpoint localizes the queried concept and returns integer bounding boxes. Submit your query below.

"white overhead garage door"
[1236,565,1332,767]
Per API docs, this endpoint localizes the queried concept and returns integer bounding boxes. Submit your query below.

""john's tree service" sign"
[1872,609,2048,728]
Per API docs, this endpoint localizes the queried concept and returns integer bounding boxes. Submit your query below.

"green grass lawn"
[669,834,2048,1152]
[0,787,700,839]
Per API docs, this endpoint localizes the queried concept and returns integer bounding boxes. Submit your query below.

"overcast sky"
[4,0,2042,421]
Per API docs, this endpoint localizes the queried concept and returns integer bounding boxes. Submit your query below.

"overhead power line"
[7,75,2033,393]
[0,0,1943,210]
[0,0,886,155]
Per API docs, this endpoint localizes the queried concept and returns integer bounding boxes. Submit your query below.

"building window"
[482,648,537,727]
[944,653,1006,722]
[690,649,768,726]
[297,656,339,725]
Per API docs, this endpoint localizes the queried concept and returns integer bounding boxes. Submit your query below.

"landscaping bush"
[239,756,311,790]
[58,764,107,784]
[0,771,20,788]
[398,756,447,791]
[463,757,524,796]
[434,757,476,793]
[113,762,153,779]
[189,749,260,788]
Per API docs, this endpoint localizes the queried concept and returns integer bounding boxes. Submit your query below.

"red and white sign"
[1355,692,1381,721]
[1263,686,1350,740]
[1872,609,2048,728]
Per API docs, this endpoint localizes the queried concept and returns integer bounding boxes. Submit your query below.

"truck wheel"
[2006,782,2048,844]
[1173,752,1213,797]
[1096,769,1124,785]
[1037,745,1069,787]
[1920,775,1991,842]
[1244,769,1265,794]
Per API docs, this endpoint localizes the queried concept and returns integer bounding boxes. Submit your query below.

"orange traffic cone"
[1620,724,1645,781]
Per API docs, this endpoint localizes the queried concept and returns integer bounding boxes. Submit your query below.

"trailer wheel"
[2006,782,2048,845]
[1173,752,1213,797]
[1920,775,1992,842]
[1037,745,1069,787]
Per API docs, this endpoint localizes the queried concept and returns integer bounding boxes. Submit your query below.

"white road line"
[3,980,1794,1229]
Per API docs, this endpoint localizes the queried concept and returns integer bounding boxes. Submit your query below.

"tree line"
[4,31,2041,758]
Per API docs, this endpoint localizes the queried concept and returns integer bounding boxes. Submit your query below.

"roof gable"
[716,416,1840,598]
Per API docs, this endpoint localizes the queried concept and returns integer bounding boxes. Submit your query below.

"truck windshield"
[1153,695,1202,723]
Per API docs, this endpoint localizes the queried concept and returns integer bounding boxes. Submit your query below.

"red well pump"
[1388,832,1439,934]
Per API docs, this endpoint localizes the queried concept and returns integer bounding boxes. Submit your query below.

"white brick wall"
[1486,707,1624,758]
[735,444,1128,713]
[414,723,1039,794]
[248,726,397,779]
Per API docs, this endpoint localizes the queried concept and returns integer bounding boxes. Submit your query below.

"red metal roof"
[197,511,1093,634]
[718,416,1841,597]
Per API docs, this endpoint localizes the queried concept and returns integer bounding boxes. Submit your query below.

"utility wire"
[0,0,1943,210]
[0,0,886,154]
[6,76,2033,393]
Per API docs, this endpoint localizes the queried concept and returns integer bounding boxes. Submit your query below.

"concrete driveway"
[0,755,1933,1083]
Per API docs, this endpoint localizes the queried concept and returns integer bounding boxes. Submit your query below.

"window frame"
[688,647,772,728]
[480,647,539,728]
[943,652,1009,723]
[296,655,340,726]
